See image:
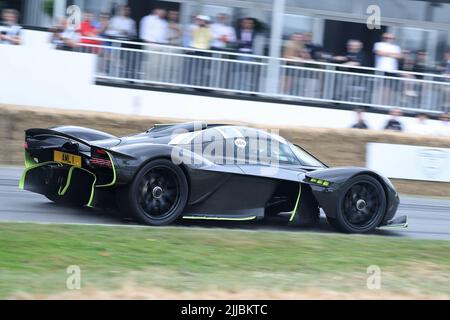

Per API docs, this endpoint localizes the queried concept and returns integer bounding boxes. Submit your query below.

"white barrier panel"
[0,44,96,109]
[366,143,450,183]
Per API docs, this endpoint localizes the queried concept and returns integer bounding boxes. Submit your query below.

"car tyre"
[118,159,188,226]
[330,174,386,233]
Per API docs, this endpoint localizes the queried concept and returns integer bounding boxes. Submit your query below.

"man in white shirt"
[409,113,433,135]
[0,9,21,45]
[140,8,168,82]
[50,17,79,51]
[139,8,168,44]
[373,33,402,104]
[373,33,402,73]
[106,5,136,39]
[211,13,236,50]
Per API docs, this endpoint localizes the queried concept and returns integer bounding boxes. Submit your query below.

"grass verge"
[0,222,449,299]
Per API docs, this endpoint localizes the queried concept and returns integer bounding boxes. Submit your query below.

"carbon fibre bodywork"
[20,122,403,230]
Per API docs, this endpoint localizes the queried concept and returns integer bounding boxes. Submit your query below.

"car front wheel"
[330,174,387,233]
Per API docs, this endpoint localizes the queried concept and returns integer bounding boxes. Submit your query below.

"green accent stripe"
[24,150,37,168]
[95,151,117,188]
[57,166,97,206]
[58,166,76,195]
[20,161,96,207]
[182,215,257,221]
[289,183,302,222]
[19,161,62,190]
[86,173,97,207]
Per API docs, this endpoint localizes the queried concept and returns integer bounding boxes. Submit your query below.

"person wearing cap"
[186,15,213,87]
[191,15,212,50]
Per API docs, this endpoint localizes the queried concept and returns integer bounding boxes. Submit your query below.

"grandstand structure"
[4,0,450,113]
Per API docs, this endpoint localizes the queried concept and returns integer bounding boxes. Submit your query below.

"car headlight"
[307,177,332,187]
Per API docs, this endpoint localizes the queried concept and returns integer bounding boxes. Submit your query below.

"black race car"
[20,122,407,233]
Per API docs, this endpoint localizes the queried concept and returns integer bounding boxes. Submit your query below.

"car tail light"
[90,148,112,167]
[90,157,112,167]
[23,141,28,149]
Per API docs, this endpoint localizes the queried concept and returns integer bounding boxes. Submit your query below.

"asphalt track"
[1,167,449,240]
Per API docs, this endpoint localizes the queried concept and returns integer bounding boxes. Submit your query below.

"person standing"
[79,11,100,47]
[236,18,258,92]
[191,15,212,50]
[351,108,369,129]
[282,33,310,95]
[211,13,236,50]
[333,40,369,101]
[105,6,137,78]
[106,5,136,40]
[334,39,368,67]
[413,50,435,76]
[373,33,402,104]
[436,112,450,137]
[236,17,256,54]
[373,33,402,73]
[443,51,450,75]
[50,17,79,51]
[383,108,404,132]
[139,8,168,44]
[302,32,323,61]
[97,12,111,38]
[0,9,21,45]
[140,8,168,82]
[166,10,182,83]
[410,113,432,135]
[188,15,213,87]
[167,10,181,46]
[442,51,450,111]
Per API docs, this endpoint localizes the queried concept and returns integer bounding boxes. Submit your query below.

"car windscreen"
[290,144,326,167]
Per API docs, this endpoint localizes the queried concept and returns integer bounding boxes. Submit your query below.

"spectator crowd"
[3,5,450,73]
[45,6,264,55]
[1,6,450,137]
[351,108,450,136]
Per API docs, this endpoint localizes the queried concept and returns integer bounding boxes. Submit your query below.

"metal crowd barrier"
[77,37,450,113]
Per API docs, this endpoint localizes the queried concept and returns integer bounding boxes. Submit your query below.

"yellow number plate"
[54,151,82,167]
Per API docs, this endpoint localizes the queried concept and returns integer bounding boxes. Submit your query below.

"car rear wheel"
[120,159,189,226]
[331,175,386,233]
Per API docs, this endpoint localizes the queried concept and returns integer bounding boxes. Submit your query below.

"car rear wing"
[26,128,92,147]
[25,128,133,159]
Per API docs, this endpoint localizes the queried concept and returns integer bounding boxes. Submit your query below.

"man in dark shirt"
[334,39,368,67]
[384,108,403,132]
[303,31,323,60]
[413,50,434,74]
[236,17,255,54]
[351,108,369,129]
